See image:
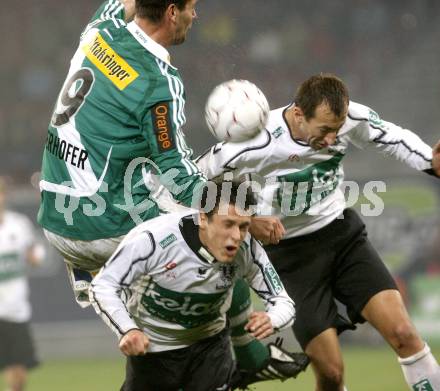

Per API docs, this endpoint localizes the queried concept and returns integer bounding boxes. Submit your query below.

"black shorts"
[265,208,398,350]
[121,329,235,391]
[0,319,39,370]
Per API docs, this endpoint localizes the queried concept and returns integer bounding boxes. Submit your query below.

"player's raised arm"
[241,237,295,338]
[142,100,206,208]
[345,102,435,175]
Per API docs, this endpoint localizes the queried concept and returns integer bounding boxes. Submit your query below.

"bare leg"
[4,365,27,391]
[305,328,345,391]
[361,289,423,357]
[362,289,440,390]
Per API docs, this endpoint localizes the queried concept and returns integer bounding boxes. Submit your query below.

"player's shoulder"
[125,211,191,245]
[347,101,373,122]
[265,105,292,140]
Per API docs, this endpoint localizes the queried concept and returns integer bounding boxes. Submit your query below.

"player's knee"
[310,356,344,388]
[388,321,420,351]
[316,363,344,389]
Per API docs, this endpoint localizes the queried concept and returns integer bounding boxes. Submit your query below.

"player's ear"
[293,106,304,122]
[199,212,208,229]
[166,3,178,23]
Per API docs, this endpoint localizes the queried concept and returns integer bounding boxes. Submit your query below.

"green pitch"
[3,346,439,390]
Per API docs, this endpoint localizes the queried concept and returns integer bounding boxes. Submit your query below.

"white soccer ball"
[204,79,270,143]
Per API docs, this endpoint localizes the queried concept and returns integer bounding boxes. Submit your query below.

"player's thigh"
[333,225,397,324]
[44,229,124,270]
[184,330,235,391]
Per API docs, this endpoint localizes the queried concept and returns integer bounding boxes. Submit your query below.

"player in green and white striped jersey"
[38,0,204,301]
[39,0,203,242]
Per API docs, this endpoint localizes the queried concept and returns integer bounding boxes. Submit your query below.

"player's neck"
[134,16,172,48]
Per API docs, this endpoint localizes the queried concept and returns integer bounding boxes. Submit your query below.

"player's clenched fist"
[119,329,149,356]
[250,216,285,245]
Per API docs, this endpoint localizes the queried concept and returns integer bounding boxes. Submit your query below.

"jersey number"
[52,68,94,127]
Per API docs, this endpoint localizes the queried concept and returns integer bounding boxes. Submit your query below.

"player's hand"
[119,329,149,356]
[244,312,274,340]
[250,216,285,245]
[432,140,440,177]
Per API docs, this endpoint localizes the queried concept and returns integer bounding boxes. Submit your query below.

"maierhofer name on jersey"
[45,131,88,169]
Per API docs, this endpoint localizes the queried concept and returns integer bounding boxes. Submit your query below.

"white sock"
[398,343,440,390]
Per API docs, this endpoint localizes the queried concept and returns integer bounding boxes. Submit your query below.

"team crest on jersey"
[82,33,139,90]
[165,261,177,270]
[288,154,300,162]
[216,264,236,290]
[197,267,209,279]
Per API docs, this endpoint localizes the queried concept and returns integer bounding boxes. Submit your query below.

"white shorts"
[43,229,125,307]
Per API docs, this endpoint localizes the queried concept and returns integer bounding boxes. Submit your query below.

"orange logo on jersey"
[152,102,175,152]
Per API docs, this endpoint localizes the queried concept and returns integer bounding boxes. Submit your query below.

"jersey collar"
[126,21,175,69]
[179,215,217,264]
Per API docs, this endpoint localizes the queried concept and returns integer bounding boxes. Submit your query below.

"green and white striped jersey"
[197,101,434,239]
[0,211,35,322]
[90,211,295,352]
[38,0,204,240]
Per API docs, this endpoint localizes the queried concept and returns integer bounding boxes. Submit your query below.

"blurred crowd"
[1,0,440,183]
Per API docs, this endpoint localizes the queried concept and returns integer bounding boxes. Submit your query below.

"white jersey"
[196,101,434,238]
[90,211,295,352]
[0,211,35,322]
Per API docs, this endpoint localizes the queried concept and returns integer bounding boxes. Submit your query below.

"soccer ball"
[204,79,270,143]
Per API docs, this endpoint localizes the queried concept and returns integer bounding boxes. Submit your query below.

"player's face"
[199,204,251,263]
[299,102,347,150]
[172,0,198,45]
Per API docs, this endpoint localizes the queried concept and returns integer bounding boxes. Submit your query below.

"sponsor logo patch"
[264,263,283,294]
[413,379,434,391]
[159,233,177,249]
[82,33,139,90]
[152,102,176,152]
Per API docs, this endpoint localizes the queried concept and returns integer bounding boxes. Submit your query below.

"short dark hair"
[136,0,190,23]
[199,177,256,218]
[294,73,349,120]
